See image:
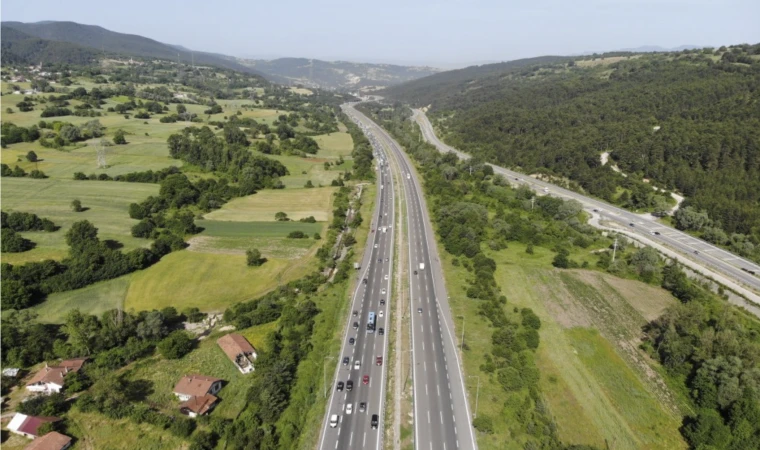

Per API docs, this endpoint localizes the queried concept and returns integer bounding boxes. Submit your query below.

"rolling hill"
[237,57,440,90]
[1,21,263,75]
[1,25,100,65]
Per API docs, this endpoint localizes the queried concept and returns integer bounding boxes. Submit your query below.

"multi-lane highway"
[346,104,478,450]
[318,126,394,450]
[413,109,760,301]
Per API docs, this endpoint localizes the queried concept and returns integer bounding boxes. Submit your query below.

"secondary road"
[346,103,478,450]
[412,109,760,300]
[318,123,394,450]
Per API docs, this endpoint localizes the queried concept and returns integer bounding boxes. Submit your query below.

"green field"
[440,241,685,449]
[31,275,133,323]
[204,187,336,222]
[192,220,322,258]
[0,178,158,264]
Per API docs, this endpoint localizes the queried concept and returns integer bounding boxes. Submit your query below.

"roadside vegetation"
[358,103,760,450]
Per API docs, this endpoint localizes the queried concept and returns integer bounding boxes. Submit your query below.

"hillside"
[1,21,264,76]
[1,25,100,65]
[382,45,760,263]
[237,57,439,90]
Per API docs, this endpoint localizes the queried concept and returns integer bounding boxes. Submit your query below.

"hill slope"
[1,25,100,65]
[2,21,263,76]
[382,46,760,262]
[237,57,439,90]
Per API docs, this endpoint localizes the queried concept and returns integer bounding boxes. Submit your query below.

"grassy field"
[204,187,336,222]
[0,178,158,264]
[31,275,133,323]
[439,240,685,449]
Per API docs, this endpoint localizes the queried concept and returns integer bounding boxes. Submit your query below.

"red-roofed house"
[173,374,222,401]
[24,431,72,450]
[26,358,87,395]
[7,413,60,439]
[217,333,257,373]
[179,394,219,418]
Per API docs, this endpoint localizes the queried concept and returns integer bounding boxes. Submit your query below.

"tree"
[113,129,127,145]
[176,104,187,115]
[247,248,265,266]
[630,246,661,281]
[674,206,710,231]
[65,220,98,251]
[304,180,314,188]
[552,249,570,268]
[157,330,194,359]
[26,151,38,162]
[59,124,81,143]
[71,199,84,212]
[472,415,494,434]
[275,212,289,221]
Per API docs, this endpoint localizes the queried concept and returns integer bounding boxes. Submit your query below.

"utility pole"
[612,237,618,262]
[468,375,481,418]
[460,315,465,350]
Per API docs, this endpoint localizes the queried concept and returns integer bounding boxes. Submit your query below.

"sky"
[3,0,759,68]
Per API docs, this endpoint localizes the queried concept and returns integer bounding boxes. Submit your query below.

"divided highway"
[318,131,394,450]
[413,109,760,300]
[346,104,478,450]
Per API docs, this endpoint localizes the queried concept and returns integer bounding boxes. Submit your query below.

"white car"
[381,288,386,295]
[330,414,339,428]
[354,360,361,370]
[379,310,384,318]
[346,403,353,415]
[374,244,378,248]
[384,275,389,280]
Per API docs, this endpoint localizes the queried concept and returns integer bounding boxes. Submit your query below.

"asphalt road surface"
[412,109,760,299]
[346,104,478,450]
[318,125,394,450]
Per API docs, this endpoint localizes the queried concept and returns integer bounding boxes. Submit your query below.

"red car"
[362,375,370,385]
[376,356,383,366]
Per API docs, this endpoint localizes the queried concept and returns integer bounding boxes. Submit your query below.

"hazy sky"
[3,0,759,67]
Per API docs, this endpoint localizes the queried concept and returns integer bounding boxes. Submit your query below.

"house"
[7,413,60,438]
[24,432,72,450]
[26,358,87,395]
[217,333,257,373]
[173,375,222,402]
[3,368,21,378]
[179,394,219,418]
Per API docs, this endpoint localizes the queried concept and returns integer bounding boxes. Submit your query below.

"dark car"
[336,381,344,391]
[346,380,354,391]
[629,223,635,227]
[359,402,366,413]
[349,337,355,345]
[363,375,370,385]
[353,310,358,317]
[363,278,368,285]
[378,328,384,335]
[342,357,350,366]
[414,270,418,275]
[378,258,382,262]
[353,322,359,330]
[380,299,385,305]
[371,414,379,429]
[376,356,383,366]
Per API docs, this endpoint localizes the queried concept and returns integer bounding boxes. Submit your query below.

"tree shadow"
[126,379,154,402]
[103,239,124,250]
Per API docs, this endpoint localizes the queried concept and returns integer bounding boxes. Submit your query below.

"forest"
[382,44,760,263]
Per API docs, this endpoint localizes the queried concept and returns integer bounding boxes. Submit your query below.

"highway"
[345,103,478,450]
[318,125,394,450]
[412,109,760,302]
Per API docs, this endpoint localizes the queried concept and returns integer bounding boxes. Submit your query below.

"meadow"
[440,241,686,449]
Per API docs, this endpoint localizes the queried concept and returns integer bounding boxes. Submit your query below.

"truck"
[354,262,360,270]
[419,263,425,270]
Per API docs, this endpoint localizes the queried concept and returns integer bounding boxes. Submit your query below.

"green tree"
[176,104,187,115]
[304,180,314,188]
[26,151,38,162]
[275,212,289,221]
[71,199,84,212]
[157,331,194,359]
[247,248,264,266]
[113,129,127,145]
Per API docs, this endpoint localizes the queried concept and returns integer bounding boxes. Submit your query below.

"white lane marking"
[428,410,431,424]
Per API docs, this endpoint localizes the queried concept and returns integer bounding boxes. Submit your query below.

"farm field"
[204,186,336,222]
[441,241,685,450]
[0,178,158,264]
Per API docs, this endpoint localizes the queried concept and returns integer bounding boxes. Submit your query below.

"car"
[654,231,661,235]
[629,223,635,227]
[592,208,599,212]
[330,414,339,428]
[694,250,700,255]
[354,360,361,370]
[346,403,353,414]
[353,322,359,330]
[378,327,384,335]
[379,310,384,318]
[336,381,344,391]
[371,414,379,429]
[378,258,382,262]
[385,258,389,262]
[384,274,389,280]
[353,310,358,317]
[374,244,378,248]
[349,337,355,345]
[376,356,383,366]
[380,299,385,305]
[381,288,386,295]
[363,375,370,385]
[359,402,366,413]
[417,308,423,314]
[342,357,349,366]
[414,270,418,275]
[346,380,353,391]
[363,278,368,285]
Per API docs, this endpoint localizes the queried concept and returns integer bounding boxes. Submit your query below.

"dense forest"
[382,45,760,263]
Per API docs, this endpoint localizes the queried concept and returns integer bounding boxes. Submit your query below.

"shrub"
[246,248,265,266]
[71,199,84,212]
[157,331,194,359]
[287,231,307,239]
[113,130,127,145]
[472,415,494,434]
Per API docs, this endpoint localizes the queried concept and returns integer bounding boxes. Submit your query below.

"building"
[179,393,219,418]
[26,358,87,395]
[173,375,222,401]
[3,368,21,378]
[217,333,257,373]
[24,432,72,450]
[7,414,60,438]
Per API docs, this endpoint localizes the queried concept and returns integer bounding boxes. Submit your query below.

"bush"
[287,231,307,239]
[157,331,194,359]
[26,151,38,162]
[246,248,265,266]
[1,228,35,253]
[169,417,196,437]
[472,415,494,434]
[29,170,47,179]
[71,199,84,212]
[113,130,127,145]
[299,216,316,223]
[17,392,68,416]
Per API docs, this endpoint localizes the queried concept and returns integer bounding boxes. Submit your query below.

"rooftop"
[173,374,222,398]
[24,432,72,450]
